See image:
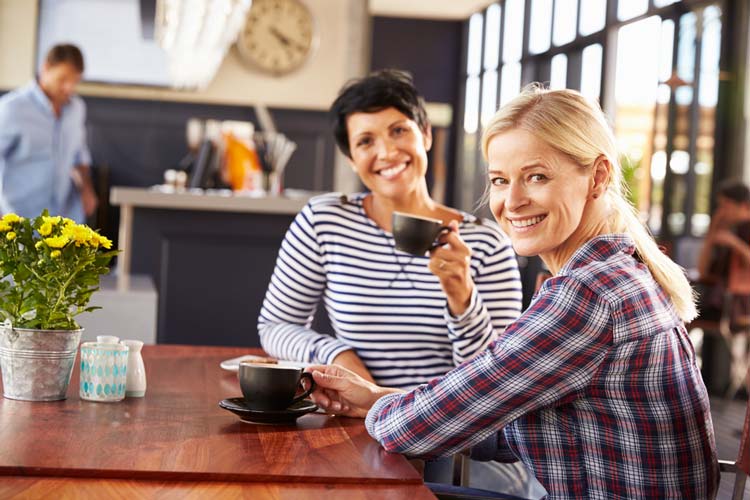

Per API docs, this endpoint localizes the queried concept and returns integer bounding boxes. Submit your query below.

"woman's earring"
[592,193,599,199]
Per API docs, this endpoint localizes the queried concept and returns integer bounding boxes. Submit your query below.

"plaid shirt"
[366,234,719,499]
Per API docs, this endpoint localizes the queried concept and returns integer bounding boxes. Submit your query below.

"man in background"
[0,43,97,222]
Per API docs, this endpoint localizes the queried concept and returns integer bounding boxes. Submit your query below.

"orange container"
[223,132,262,191]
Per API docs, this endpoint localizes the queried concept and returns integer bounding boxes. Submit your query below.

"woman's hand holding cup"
[429,220,475,316]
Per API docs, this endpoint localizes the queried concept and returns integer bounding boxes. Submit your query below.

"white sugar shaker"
[121,340,146,397]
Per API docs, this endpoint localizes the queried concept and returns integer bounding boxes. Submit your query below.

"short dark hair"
[718,179,750,204]
[45,44,84,73]
[329,69,429,158]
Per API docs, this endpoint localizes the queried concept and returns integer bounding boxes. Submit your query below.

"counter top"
[110,186,321,215]
[110,186,321,292]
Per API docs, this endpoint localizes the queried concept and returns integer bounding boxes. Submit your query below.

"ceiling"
[368,0,496,20]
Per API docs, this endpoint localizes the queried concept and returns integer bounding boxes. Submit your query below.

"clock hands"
[269,26,307,53]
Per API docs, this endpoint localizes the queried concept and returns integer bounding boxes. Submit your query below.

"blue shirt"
[0,81,91,222]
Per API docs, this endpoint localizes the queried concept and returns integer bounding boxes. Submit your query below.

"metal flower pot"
[0,325,83,401]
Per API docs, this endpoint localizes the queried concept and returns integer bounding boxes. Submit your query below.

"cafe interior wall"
[0,0,469,211]
[0,0,368,110]
[0,0,369,203]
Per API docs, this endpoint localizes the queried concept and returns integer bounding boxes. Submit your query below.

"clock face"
[237,0,315,76]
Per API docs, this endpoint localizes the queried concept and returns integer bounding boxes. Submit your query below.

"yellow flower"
[0,221,10,232]
[6,232,16,241]
[35,241,44,249]
[1,213,21,224]
[50,250,61,258]
[42,215,62,226]
[38,222,53,236]
[96,234,113,249]
[62,224,94,247]
[43,235,69,249]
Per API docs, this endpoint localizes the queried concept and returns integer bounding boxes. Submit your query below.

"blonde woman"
[304,86,719,499]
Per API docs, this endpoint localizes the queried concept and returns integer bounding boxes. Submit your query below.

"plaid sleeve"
[365,275,613,459]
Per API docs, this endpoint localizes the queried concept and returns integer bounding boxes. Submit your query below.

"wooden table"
[0,345,433,499]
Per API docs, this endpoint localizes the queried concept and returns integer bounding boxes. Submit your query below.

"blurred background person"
[697,179,750,398]
[0,43,97,223]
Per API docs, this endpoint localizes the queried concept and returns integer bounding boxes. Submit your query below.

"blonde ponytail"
[609,194,697,322]
[482,85,697,322]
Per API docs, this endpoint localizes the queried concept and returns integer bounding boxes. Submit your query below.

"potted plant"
[0,211,116,401]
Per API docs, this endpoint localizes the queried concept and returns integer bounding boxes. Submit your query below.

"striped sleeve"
[257,202,351,364]
[445,224,523,365]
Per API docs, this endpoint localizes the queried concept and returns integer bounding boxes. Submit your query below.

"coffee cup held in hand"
[392,211,450,255]
[238,362,315,411]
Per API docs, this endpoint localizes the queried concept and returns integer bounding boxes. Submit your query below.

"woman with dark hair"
[258,69,522,389]
[257,69,534,495]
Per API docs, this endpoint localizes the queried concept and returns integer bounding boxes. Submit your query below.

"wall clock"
[236,0,316,76]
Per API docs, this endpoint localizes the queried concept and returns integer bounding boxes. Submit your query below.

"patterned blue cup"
[79,342,129,402]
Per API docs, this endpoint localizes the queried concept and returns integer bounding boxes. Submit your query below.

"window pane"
[676,12,696,83]
[658,19,675,83]
[699,6,721,107]
[503,0,525,63]
[550,53,567,89]
[615,16,661,105]
[675,12,696,106]
[464,76,480,133]
[579,0,605,36]
[529,0,552,54]
[481,70,499,125]
[499,62,522,106]
[668,150,690,235]
[612,17,662,222]
[581,44,602,101]
[618,0,648,21]
[654,0,680,6]
[553,0,577,46]
[467,13,483,75]
[694,6,722,236]
[483,4,501,70]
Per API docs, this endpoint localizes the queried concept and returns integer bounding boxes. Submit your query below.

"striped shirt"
[258,192,523,389]
[366,234,719,499]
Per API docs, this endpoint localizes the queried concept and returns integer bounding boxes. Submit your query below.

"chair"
[718,367,750,500]
[688,286,749,399]
[424,447,537,500]
[427,480,530,500]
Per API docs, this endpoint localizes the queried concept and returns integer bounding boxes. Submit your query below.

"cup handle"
[428,226,453,252]
[291,372,316,405]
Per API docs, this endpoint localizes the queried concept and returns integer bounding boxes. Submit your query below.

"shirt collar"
[27,79,69,117]
[557,233,636,277]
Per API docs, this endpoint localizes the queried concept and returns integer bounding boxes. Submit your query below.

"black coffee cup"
[238,362,315,411]
[392,211,450,255]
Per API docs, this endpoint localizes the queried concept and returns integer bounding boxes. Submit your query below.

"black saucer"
[219,397,318,425]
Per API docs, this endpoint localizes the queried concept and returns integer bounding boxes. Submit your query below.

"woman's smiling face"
[487,128,593,265]
[346,107,431,201]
